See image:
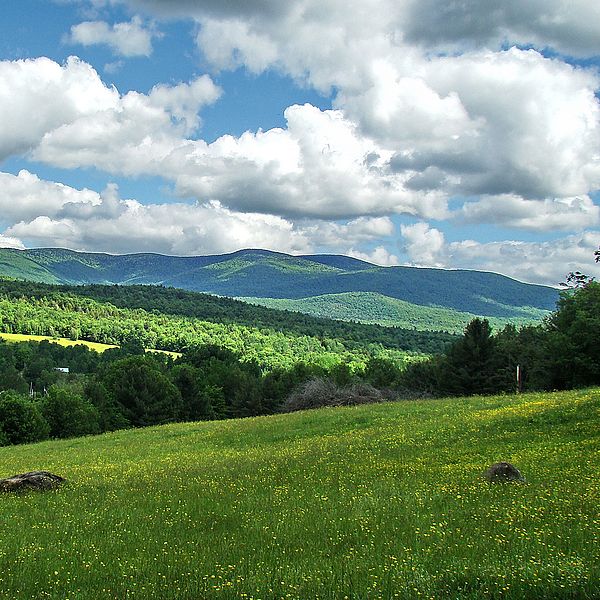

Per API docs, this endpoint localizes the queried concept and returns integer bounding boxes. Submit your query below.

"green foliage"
[437,319,501,396]
[0,391,49,445]
[101,356,183,427]
[241,291,549,334]
[84,379,129,432]
[401,279,600,397]
[41,385,101,439]
[0,360,28,394]
[0,279,455,356]
[547,281,600,389]
[171,364,216,421]
[363,356,403,389]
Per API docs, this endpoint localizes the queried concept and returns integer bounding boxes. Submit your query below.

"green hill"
[0,280,455,358]
[239,291,548,334]
[0,248,558,325]
[0,388,598,598]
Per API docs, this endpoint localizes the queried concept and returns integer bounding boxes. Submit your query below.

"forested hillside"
[0,280,454,360]
[0,248,558,321]
[0,261,596,450]
[240,292,548,334]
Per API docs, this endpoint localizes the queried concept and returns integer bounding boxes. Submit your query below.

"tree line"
[398,280,600,396]
[0,337,410,446]
[0,279,456,355]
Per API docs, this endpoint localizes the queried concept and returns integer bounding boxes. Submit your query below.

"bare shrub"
[282,378,392,412]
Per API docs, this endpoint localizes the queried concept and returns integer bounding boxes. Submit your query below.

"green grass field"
[0,389,598,599]
[0,332,181,359]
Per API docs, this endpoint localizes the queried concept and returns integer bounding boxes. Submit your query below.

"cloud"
[347,246,400,266]
[197,19,278,74]
[55,5,600,211]
[168,104,448,220]
[400,222,446,267]
[0,56,217,169]
[3,52,597,231]
[67,16,160,57]
[0,170,100,223]
[5,194,310,256]
[103,60,124,73]
[459,194,600,231]
[347,49,600,202]
[0,235,25,250]
[400,222,600,285]
[21,73,447,219]
[108,0,600,58]
[403,0,600,58]
[301,216,395,247]
[22,62,221,171]
[0,170,399,258]
[447,234,600,287]
[0,56,116,160]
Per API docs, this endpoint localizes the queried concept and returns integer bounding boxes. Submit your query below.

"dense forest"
[240,291,548,334]
[0,279,455,360]
[399,280,600,396]
[0,336,407,445]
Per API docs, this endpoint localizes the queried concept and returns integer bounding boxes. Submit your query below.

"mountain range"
[0,247,559,332]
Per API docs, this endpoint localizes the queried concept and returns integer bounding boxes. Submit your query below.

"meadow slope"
[0,389,598,599]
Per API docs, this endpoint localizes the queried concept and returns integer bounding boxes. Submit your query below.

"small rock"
[0,471,65,493]
[485,462,524,483]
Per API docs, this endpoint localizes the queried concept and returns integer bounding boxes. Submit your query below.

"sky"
[1,0,600,286]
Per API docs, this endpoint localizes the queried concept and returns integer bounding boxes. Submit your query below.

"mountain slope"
[0,247,559,321]
[238,291,549,334]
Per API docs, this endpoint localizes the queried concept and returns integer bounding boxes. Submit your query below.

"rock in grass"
[0,471,65,493]
[485,462,524,483]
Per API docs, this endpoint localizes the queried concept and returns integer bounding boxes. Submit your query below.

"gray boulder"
[485,462,524,483]
[0,471,65,493]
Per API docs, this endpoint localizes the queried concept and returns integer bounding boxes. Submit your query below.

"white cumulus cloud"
[68,16,160,57]
[459,194,600,231]
[0,171,400,259]
[400,222,446,267]
[347,246,400,266]
[0,235,25,250]
[400,222,600,285]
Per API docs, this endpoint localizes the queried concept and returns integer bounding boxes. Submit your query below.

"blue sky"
[1,0,599,285]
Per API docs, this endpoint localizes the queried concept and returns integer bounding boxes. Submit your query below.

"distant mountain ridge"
[0,247,559,323]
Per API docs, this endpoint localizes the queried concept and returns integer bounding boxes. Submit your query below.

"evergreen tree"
[85,379,129,431]
[439,319,499,396]
[546,281,600,389]
[171,363,215,421]
[101,356,183,427]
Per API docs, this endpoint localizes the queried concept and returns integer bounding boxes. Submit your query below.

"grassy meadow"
[0,332,181,359]
[0,332,118,352]
[0,389,598,599]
